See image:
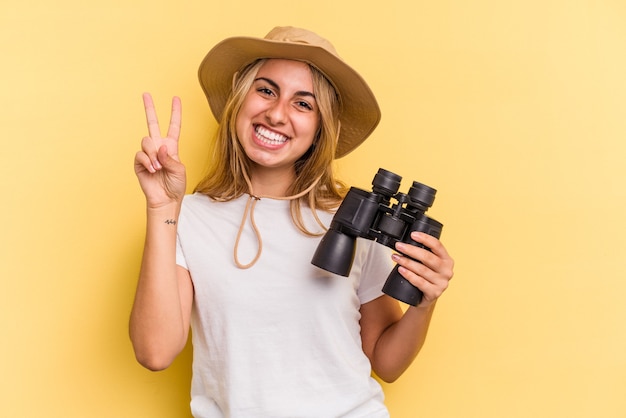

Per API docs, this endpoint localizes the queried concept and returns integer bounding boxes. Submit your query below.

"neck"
[247,165,296,198]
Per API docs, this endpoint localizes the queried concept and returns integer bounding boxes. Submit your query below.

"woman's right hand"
[134,93,187,208]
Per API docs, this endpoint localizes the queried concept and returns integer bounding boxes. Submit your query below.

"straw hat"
[197,26,381,158]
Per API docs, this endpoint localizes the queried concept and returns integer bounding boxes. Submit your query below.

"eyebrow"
[255,77,316,100]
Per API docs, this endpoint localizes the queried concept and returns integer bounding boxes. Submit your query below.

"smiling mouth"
[255,125,289,145]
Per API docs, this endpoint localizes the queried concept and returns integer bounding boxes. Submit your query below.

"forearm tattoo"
[164,219,177,225]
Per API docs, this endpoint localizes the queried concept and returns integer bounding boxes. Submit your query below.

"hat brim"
[198,36,381,158]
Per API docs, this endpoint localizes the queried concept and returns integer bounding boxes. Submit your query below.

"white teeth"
[255,126,288,145]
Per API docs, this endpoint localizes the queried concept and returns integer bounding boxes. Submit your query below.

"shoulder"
[179,194,249,231]
[181,193,247,211]
[182,192,211,205]
[181,192,207,209]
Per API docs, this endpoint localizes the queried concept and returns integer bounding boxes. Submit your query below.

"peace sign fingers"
[142,93,182,162]
[135,93,187,207]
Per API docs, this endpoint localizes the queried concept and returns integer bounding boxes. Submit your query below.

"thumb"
[156,144,181,168]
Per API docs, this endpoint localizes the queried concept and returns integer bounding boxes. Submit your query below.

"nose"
[265,99,288,126]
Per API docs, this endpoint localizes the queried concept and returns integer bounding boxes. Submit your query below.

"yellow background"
[2,1,625,417]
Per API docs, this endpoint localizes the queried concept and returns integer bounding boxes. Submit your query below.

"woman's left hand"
[392,232,455,308]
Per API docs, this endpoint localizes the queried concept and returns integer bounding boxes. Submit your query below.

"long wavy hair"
[194,59,349,235]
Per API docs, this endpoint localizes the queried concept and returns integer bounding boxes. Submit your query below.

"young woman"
[130,26,454,417]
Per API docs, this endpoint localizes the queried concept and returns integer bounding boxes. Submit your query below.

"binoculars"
[311,168,443,306]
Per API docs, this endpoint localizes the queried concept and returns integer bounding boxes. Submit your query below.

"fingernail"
[154,159,162,170]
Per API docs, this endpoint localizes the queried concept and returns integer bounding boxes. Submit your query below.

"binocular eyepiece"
[311,168,443,306]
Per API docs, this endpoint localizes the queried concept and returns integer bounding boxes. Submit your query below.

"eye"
[257,86,275,97]
[296,100,313,111]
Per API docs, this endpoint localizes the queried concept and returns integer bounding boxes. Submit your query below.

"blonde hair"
[194,59,348,235]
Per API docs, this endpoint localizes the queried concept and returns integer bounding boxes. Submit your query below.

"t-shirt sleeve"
[175,196,191,270]
[356,239,394,304]
[176,233,188,270]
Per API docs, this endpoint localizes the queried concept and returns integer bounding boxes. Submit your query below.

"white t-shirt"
[176,193,393,418]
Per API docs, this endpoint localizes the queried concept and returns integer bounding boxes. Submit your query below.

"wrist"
[409,299,437,314]
[146,202,181,224]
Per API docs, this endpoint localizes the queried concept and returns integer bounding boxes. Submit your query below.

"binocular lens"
[372,168,402,196]
[408,181,437,209]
